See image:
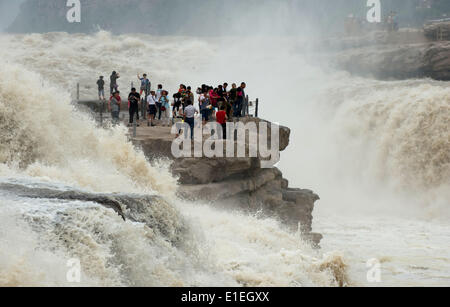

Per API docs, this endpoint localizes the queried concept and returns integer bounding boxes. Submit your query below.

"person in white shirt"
[183,100,198,139]
[147,91,158,127]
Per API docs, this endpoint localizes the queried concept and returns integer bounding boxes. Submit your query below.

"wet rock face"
[425,42,450,80]
[176,168,322,245]
[132,118,321,245]
[172,157,257,185]
[334,41,450,81]
[334,43,429,80]
[0,182,188,246]
[76,100,322,245]
[424,21,450,41]
[327,26,450,81]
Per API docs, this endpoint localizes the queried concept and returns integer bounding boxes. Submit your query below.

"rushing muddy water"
[0,32,448,286]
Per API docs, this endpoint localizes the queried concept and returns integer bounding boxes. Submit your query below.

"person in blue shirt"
[138,73,151,120]
[137,73,151,97]
[159,91,171,127]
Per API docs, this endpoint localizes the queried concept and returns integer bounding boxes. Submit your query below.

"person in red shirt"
[216,105,228,139]
[209,88,220,107]
[108,91,122,126]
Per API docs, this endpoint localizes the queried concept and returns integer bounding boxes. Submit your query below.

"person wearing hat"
[96,76,105,100]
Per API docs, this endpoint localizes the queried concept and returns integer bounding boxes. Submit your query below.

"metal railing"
[243,95,259,118]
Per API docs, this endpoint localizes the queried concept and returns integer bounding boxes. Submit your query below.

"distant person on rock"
[216,105,228,139]
[108,91,121,125]
[156,84,163,120]
[178,84,187,95]
[217,85,225,107]
[198,90,205,116]
[147,91,158,127]
[200,92,211,125]
[110,71,120,95]
[179,85,189,111]
[217,84,225,98]
[184,86,195,111]
[233,87,243,118]
[160,91,171,127]
[183,100,197,139]
[223,83,229,94]
[392,12,399,31]
[172,92,182,119]
[97,76,105,100]
[240,82,247,117]
[138,74,151,120]
[209,87,220,113]
[228,83,237,117]
[138,73,151,97]
[218,84,231,115]
[128,88,140,127]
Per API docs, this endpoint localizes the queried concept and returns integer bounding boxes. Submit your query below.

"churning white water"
[0,31,448,286]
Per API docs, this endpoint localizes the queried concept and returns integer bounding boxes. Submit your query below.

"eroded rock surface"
[131,117,322,245]
[327,27,450,81]
[75,102,322,245]
[0,182,187,246]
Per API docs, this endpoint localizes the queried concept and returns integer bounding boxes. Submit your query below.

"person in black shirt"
[110,71,120,95]
[234,87,243,118]
[128,88,141,126]
[172,92,182,118]
[239,82,247,117]
[96,76,105,100]
[223,83,229,94]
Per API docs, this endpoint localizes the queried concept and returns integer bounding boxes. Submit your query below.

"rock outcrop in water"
[424,21,450,41]
[129,116,322,245]
[76,100,322,244]
[328,27,450,81]
[0,182,188,246]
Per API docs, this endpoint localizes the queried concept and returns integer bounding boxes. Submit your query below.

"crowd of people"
[97,72,250,136]
[385,11,399,32]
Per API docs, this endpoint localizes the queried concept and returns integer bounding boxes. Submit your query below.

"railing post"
[76,83,80,101]
[133,115,137,138]
[245,95,249,116]
[100,101,104,126]
[255,98,259,118]
[141,97,145,119]
[246,96,250,117]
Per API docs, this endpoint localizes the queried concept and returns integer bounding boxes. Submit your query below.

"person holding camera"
[128,88,141,127]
